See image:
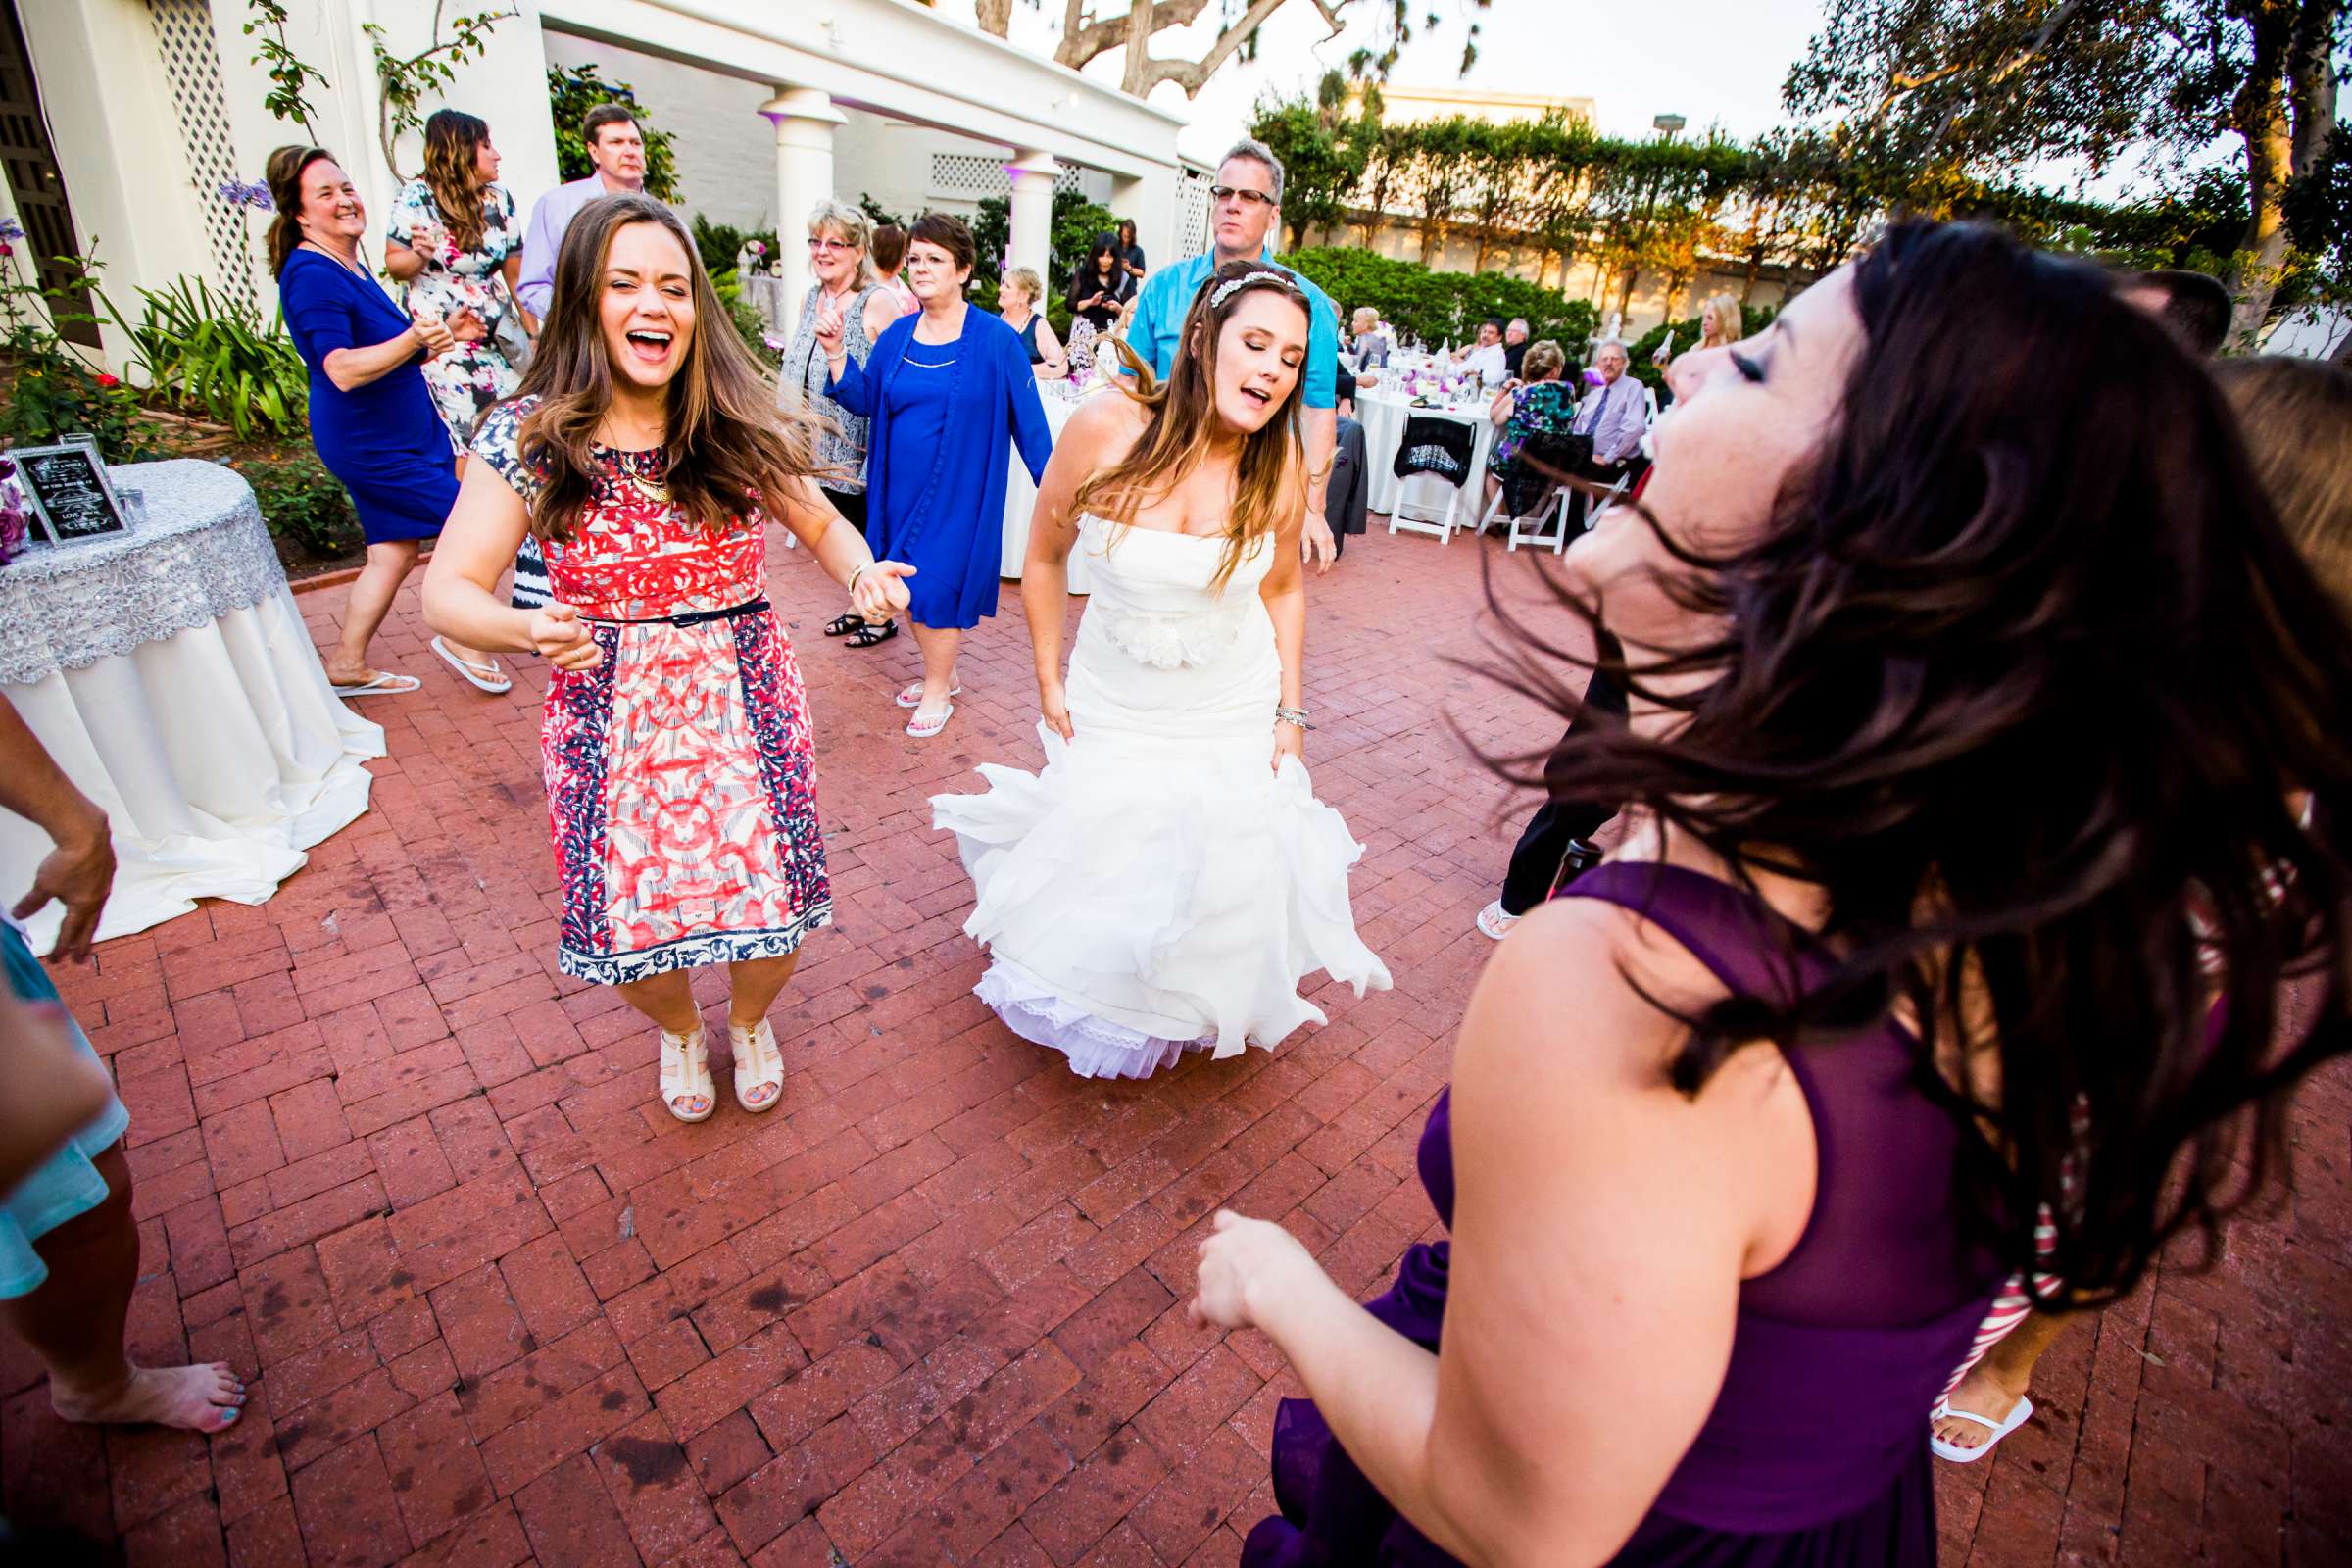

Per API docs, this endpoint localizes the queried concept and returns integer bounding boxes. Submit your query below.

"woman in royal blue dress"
[817,213,1051,738]
[269,143,503,697]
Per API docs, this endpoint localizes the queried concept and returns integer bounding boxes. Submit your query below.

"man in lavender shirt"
[1559,338,1649,531]
[514,103,646,320]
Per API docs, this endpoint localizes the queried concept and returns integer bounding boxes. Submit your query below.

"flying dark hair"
[1497,220,2352,1303]
[2130,268,2232,357]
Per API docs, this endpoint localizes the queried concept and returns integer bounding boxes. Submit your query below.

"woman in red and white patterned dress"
[425,194,910,1123]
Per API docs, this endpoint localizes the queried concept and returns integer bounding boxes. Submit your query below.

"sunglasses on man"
[1210,185,1276,208]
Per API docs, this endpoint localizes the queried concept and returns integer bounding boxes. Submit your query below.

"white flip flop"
[895,680,962,709]
[330,671,421,699]
[1930,1396,2034,1463]
[431,636,514,695]
[906,701,954,739]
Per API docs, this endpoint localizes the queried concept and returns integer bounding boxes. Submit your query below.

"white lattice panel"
[930,152,1089,201]
[1173,169,1213,261]
[149,0,257,312]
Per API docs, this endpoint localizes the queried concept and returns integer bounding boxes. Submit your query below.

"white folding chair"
[1388,469,1464,542]
[1584,468,1635,530]
[1496,485,1567,552]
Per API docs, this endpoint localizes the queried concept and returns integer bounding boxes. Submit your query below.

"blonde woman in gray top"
[780,199,904,648]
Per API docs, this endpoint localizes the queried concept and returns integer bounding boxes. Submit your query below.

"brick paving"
[8,519,2349,1567]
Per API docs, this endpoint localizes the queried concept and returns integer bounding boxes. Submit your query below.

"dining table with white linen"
[1357,386,1500,515]
[0,458,383,952]
[1001,383,1094,593]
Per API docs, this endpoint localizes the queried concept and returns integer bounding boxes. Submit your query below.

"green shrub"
[235,450,359,557]
[1623,302,1778,392]
[1277,247,1597,359]
[0,245,157,462]
[969,190,1120,291]
[122,276,309,440]
[709,269,780,370]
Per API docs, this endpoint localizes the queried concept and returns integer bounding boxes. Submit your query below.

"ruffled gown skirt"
[933,522,1391,1079]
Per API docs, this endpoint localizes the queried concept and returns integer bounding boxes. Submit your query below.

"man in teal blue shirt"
[1123,139,1340,568]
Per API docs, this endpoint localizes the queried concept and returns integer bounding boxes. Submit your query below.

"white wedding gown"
[933,514,1393,1080]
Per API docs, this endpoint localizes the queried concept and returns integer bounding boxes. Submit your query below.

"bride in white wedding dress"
[933,262,1392,1080]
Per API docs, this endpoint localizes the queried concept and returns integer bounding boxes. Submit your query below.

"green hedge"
[1276,247,1597,360]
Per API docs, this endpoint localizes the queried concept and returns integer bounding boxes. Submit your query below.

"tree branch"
[1055,0,1213,71]
[1141,0,1344,97]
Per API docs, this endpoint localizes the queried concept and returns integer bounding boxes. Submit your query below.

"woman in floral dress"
[387,109,542,676]
[1482,338,1581,512]
[423,194,910,1123]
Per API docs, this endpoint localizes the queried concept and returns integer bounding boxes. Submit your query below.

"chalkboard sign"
[13,442,129,546]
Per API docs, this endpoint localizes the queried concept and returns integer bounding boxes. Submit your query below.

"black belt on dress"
[584,598,770,628]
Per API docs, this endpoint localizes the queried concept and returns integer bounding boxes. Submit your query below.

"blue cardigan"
[826,305,1052,628]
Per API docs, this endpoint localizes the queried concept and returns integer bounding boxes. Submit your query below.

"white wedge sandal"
[730,1017,784,1113]
[659,1026,715,1123]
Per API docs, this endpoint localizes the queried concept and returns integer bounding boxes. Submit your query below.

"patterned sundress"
[470,398,832,984]
[384,179,524,446]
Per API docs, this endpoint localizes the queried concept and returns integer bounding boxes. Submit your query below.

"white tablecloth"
[0,460,382,952]
[1001,392,1093,593]
[1358,391,1497,514]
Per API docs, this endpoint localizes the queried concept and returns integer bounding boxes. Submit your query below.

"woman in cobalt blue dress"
[268,144,506,697]
[818,213,1051,738]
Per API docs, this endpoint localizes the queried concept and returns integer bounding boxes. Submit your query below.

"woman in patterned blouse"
[1484,339,1579,510]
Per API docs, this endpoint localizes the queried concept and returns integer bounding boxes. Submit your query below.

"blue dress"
[826,306,1052,630]
[278,248,459,544]
[0,919,131,1298]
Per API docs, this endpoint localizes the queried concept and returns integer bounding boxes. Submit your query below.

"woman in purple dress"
[1192,220,2352,1564]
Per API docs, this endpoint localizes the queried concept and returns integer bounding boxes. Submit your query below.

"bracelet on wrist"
[846,562,872,596]
[1275,706,1312,731]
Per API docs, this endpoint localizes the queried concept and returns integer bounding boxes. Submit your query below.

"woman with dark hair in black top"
[1066,231,1134,334]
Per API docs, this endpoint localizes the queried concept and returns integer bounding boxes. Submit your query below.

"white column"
[761,86,847,313]
[1005,148,1061,283]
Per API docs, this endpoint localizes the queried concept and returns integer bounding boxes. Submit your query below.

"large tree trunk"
[975,0,1012,37]
[2228,9,2296,347]
[2288,0,2339,176]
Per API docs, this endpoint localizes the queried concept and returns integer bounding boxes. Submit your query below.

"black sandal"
[822,612,864,637]
[847,619,898,649]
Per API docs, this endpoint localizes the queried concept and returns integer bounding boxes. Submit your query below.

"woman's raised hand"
[851,560,914,622]
[528,603,602,672]
[413,313,459,358]
[813,296,846,358]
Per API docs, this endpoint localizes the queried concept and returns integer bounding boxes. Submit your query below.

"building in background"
[7,0,1202,370]
[1372,84,1595,130]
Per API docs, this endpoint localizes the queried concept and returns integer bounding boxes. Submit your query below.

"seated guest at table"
[1067,231,1135,337]
[1000,267,1067,380]
[821,213,1053,739]
[1348,307,1390,370]
[1484,339,1579,511]
[1116,218,1147,285]
[270,143,501,699]
[1557,337,1648,531]
[780,199,901,650]
[0,695,249,1435]
[423,195,910,1123]
[871,223,919,319]
[1501,318,1531,378]
[1452,318,1508,385]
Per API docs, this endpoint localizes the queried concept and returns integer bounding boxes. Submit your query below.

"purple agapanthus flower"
[216,180,272,212]
[0,216,24,243]
[762,333,787,354]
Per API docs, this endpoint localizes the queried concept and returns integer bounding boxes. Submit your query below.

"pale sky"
[939,0,1832,164]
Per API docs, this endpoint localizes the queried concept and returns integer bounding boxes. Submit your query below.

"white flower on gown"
[933,514,1393,1080]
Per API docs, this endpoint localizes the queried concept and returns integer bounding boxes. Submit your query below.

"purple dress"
[1245,862,2004,1566]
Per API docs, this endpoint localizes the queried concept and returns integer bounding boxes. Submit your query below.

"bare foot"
[52,1362,247,1433]
[1932,1357,2028,1452]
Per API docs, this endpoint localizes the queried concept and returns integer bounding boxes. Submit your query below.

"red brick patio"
[8,521,2348,1567]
